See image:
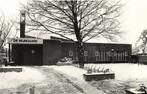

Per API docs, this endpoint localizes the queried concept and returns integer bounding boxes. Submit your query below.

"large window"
[84,51,88,62]
[106,51,111,61]
[95,51,100,56]
[113,52,117,61]
[125,51,128,61]
[69,50,73,56]
[84,51,88,56]
[103,51,106,61]
[95,51,100,61]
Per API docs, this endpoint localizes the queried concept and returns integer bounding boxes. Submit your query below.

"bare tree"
[25,0,122,68]
[0,15,15,48]
[135,29,147,54]
[0,14,16,63]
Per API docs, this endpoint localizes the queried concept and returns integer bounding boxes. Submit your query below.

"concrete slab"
[0,67,22,72]
[83,73,115,81]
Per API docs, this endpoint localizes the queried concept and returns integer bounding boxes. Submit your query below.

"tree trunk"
[76,41,84,68]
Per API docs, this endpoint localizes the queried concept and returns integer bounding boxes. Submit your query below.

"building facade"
[10,38,132,65]
[61,42,132,63]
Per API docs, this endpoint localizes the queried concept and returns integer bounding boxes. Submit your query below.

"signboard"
[10,38,43,44]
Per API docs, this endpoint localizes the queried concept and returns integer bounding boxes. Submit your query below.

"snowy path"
[40,66,105,94]
[50,66,105,94]
[32,66,86,94]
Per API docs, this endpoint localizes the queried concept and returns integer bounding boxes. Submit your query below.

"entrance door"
[23,45,42,65]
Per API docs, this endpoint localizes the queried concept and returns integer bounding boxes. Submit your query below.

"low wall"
[0,67,22,72]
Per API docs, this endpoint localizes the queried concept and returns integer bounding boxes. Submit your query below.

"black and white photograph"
[0,0,147,94]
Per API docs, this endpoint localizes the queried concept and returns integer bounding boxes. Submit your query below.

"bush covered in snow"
[57,57,73,65]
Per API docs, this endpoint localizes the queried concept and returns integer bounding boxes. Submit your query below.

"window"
[84,51,88,56]
[95,51,100,61]
[124,51,128,61]
[69,51,73,56]
[122,52,125,61]
[95,51,100,56]
[103,51,105,61]
[105,52,109,61]
[107,51,111,61]
[125,51,128,56]
[106,51,111,56]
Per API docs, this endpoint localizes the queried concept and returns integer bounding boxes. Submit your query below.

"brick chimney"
[20,11,26,38]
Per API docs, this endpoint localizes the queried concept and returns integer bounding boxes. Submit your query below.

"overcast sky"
[0,0,147,47]
[121,0,147,46]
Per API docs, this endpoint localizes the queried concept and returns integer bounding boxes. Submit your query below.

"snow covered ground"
[51,64,147,94]
[51,65,87,80]
[0,63,147,94]
[0,66,45,89]
[85,63,147,81]
[44,66,104,94]
[49,63,147,81]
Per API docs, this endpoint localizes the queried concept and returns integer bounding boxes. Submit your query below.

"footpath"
[50,65,105,94]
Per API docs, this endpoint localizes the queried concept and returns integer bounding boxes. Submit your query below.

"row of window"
[69,50,128,56]
[68,50,129,61]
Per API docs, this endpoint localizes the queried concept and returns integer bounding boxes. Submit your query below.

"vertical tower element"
[20,10,26,38]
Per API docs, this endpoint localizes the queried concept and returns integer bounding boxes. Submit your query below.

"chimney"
[20,11,26,38]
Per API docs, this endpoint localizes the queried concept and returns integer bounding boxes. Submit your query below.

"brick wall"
[43,40,62,65]
[61,42,132,63]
